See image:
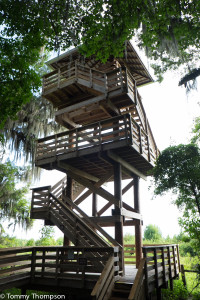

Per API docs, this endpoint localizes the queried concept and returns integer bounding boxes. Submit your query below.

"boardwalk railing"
[0,246,119,291]
[91,255,120,300]
[143,244,180,298]
[36,114,158,165]
[124,244,136,265]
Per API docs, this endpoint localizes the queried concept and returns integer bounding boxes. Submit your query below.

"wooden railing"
[128,258,146,300]
[91,254,120,300]
[31,184,123,270]
[124,244,136,265]
[0,246,119,291]
[35,113,158,165]
[36,114,131,161]
[42,62,126,95]
[143,244,180,296]
[30,176,67,218]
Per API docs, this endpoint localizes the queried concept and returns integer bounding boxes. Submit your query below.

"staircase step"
[114,282,132,290]
[109,297,128,300]
[112,288,130,294]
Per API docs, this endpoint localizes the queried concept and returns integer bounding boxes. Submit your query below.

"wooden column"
[92,193,98,217]
[63,175,73,246]
[92,193,98,232]
[113,162,124,272]
[133,175,143,268]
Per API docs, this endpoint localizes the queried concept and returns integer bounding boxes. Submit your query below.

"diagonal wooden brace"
[58,162,120,208]
[74,171,113,205]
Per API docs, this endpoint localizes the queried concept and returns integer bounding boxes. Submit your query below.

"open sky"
[9,48,200,241]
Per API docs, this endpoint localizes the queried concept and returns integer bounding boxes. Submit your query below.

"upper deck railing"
[35,114,159,166]
[42,62,127,95]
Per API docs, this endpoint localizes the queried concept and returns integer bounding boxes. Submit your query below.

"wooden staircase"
[109,282,132,300]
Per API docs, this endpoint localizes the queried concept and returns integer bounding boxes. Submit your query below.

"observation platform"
[35,114,159,180]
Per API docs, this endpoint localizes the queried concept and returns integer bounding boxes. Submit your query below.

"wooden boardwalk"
[0,244,180,299]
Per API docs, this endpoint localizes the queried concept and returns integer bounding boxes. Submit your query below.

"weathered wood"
[128,258,145,300]
[62,194,121,248]
[75,171,113,205]
[91,256,114,299]
[55,94,106,116]
[58,162,120,208]
[107,150,147,180]
[121,208,142,220]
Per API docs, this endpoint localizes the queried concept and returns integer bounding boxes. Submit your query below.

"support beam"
[58,162,99,183]
[92,193,98,217]
[55,94,105,116]
[74,171,113,205]
[133,175,143,268]
[58,162,120,208]
[134,175,140,213]
[107,150,147,180]
[107,99,121,115]
[63,175,73,247]
[97,178,135,216]
[122,179,134,194]
[114,162,124,273]
[121,208,142,220]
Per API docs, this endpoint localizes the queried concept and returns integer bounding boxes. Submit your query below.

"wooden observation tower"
[0,42,181,299]
[32,41,158,266]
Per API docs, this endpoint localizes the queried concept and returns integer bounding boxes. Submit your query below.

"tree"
[152,144,200,251]
[0,161,32,229]
[1,0,200,128]
[0,29,44,130]
[144,224,162,241]
[35,226,56,246]
[1,95,61,167]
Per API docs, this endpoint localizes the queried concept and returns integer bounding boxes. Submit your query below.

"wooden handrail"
[91,256,115,300]
[0,246,118,291]
[62,194,122,250]
[143,244,180,295]
[128,258,146,300]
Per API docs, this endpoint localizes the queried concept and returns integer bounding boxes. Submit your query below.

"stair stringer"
[49,192,109,248]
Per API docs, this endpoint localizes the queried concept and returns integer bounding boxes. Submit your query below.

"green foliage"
[2,95,60,165]
[1,0,200,96]
[39,226,55,239]
[35,226,56,246]
[152,144,200,253]
[162,279,189,300]
[0,234,27,248]
[144,224,162,242]
[0,161,32,228]
[124,233,135,245]
[181,256,200,297]
[0,31,43,129]
[179,242,197,257]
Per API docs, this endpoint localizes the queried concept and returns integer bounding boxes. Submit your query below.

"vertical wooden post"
[31,248,36,283]
[167,246,173,290]
[143,248,150,300]
[113,162,124,272]
[181,264,187,287]
[134,175,143,268]
[92,193,98,217]
[63,175,73,247]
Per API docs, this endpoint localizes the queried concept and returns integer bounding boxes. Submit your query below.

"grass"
[180,256,200,299]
